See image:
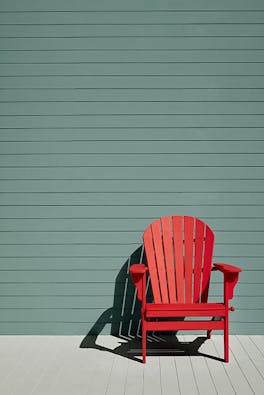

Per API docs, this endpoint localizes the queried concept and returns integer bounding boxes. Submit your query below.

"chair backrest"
[143,216,215,304]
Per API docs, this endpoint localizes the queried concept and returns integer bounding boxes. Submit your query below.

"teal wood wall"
[0,0,264,334]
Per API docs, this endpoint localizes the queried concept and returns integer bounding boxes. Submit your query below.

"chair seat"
[146,302,226,318]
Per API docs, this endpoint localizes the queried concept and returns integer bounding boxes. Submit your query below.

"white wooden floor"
[0,335,263,395]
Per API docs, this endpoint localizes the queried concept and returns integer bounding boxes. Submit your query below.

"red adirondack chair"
[130,216,242,363]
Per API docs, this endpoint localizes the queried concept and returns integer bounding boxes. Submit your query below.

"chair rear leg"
[142,318,146,364]
[207,317,215,339]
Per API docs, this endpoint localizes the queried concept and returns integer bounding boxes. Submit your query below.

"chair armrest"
[213,262,242,301]
[129,264,148,275]
[213,263,242,273]
[129,264,148,306]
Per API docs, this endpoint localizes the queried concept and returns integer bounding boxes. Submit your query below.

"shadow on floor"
[80,245,223,362]
[80,334,223,363]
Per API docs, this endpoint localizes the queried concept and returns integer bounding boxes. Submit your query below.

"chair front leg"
[213,263,242,363]
[142,310,147,364]
[224,311,229,362]
[224,277,230,363]
[129,264,148,363]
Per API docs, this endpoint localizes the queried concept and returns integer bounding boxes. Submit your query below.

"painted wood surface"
[133,216,241,362]
[0,335,263,395]
[0,0,263,334]
[143,216,216,305]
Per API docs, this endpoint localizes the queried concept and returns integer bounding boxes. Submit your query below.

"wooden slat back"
[193,218,205,303]
[143,216,215,304]
[201,224,215,302]
[151,220,169,303]
[143,226,162,303]
[183,216,195,303]
[172,216,184,302]
[161,217,177,303]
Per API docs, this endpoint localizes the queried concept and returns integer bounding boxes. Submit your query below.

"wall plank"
[0,0,263,334]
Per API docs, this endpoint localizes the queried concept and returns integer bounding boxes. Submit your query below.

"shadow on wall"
[80,245,216,362]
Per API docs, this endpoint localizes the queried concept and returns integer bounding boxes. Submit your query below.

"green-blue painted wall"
[0,0,263,334]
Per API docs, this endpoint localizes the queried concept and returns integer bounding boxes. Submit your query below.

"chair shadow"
[80,245,223,363]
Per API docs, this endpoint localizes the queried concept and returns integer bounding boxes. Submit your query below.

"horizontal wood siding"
[0,0,263,334]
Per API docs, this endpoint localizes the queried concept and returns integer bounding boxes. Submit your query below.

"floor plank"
[125,358,144,395]
[49,347,101,395]
[174,336,199,395]
[159,356,180,395]
[0,337,51,395]
[106,354,129,395]
[13,337,59,395]
[32,337,74,395]
[250,335,264,357]
[0,336,35,384]
[237,335,264,378]
[212,335,254,395]
[84,349,114,395]
[229,335,264,395]
[0,335,262,395]
[184,335,217,395]
[143,356,162,395]
[198,336,236,395]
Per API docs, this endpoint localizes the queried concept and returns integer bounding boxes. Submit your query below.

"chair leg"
[207,317,215,338]
[142,318,146,364]
[224,315,229,363]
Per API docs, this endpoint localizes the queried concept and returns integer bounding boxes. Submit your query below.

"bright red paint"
[129,216,242,364]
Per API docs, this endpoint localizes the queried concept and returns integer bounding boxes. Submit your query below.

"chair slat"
[193,218,205,303]
[161,216,177,303]
[143,227,161,303]
[151,220,169,303]
[172,216,184,302]
[184,216,195,303]
[201,225,215,302]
